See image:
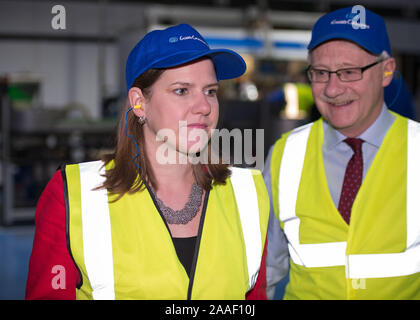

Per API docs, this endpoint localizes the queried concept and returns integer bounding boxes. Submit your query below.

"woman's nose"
[191,93,212,115]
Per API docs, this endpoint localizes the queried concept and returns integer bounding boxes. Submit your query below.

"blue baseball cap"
[308,6,391,56]
[125,23,246,91]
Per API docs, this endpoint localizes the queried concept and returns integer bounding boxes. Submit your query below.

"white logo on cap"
[330,19,370,29]
[351,5,367,29]
[179,35,208,46]
[330,5,369,29]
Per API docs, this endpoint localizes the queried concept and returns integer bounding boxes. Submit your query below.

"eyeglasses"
[306,59,385,83]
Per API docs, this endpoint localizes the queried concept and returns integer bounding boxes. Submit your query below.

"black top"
[172,236,197,277]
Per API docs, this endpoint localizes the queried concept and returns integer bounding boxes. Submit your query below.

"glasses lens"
[337,68,362,82]
[309,69,329,82]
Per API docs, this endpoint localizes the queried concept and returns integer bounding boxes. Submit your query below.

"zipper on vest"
[186,191,209,300]
[146,184,210,300]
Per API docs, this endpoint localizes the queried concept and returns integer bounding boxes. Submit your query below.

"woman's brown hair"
[100,68,230,201]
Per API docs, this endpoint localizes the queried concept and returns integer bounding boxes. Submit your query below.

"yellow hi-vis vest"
[63,161,269,300]
[270,115,420,299]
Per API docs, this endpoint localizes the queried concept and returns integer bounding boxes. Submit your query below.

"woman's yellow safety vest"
[270,115,420,299]
[63,162,269,300]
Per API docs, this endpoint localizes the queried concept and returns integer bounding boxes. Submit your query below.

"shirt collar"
[323,103,395,150]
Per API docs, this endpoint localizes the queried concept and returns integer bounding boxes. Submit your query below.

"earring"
[138,116,146,125]
[133,103,143,110]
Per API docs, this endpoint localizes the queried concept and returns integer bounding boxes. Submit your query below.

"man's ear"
[382,57,396,87]
[128,87,146,117]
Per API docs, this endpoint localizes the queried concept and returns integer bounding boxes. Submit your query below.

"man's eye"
[314,69,327,76]
[342,69,357,75]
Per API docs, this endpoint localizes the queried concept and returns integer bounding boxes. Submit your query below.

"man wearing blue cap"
[264,6,420,299]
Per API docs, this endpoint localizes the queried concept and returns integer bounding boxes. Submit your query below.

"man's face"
[309,40,394,137]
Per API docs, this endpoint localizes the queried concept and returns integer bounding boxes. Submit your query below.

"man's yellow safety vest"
[63,161,269,300]
[270,115,420,299]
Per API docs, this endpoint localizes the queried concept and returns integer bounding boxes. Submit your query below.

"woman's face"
[142,58,219,160]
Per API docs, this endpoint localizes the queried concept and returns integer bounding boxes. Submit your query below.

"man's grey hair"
[307,47,390,64]
[378,50,391,60]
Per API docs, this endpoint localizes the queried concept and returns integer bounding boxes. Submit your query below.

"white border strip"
[406,120,420,249]
[79,161,115,299]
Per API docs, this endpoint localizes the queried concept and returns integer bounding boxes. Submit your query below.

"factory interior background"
[1,0,420,300]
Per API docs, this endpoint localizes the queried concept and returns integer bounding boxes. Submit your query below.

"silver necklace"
[151,184,203,225]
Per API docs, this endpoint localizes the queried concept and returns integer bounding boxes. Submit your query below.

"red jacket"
[25,170,267,300]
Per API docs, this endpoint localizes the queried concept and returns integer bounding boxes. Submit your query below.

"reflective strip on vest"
[230,167,262,291]
[347,119,420,279]
[279,123,347,268]
[78,163,262,297]
[279,120,420,278]
[79,161,115,300]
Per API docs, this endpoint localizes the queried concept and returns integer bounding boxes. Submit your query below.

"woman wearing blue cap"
[26,24,269,300]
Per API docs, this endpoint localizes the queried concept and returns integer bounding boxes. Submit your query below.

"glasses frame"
[306,59,385,83]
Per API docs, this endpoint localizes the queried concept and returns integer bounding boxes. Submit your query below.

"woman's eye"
[174,88,187,95]
[206,88,218,96]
